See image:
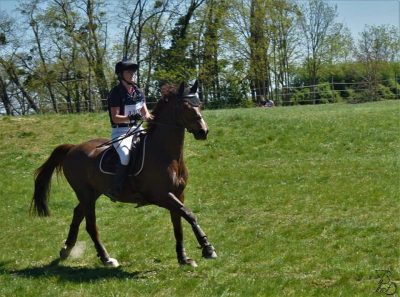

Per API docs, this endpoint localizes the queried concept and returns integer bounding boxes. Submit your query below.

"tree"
[21,0,59,112]
[199,0,228,105]
[267,0,300,105]
[248,0,269,103]
[298,0,342,103]
[225,0,299,105]
[118,0,170,88]
[0,10,39,115]
[42,0,84,112]
[0,75,13,115]
[79,0,109,109]
[0,11,14,115]
[217,13,250,108]
[324,23,353,64]
[355,25,400,100]
[156,0,206,84]
[5,59,40,113]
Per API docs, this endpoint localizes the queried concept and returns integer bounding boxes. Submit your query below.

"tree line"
[0,0,399,115]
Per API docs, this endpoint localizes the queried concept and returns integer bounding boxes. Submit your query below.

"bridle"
[151,91,202,130]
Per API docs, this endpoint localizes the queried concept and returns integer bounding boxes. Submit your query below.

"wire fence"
[249,77,400,106]
[44,99,159,113]
[1,77,399,115]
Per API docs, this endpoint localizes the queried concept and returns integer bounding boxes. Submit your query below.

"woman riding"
[107,59,152,199]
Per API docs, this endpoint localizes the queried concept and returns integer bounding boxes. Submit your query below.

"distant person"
[265,99,274,107]
[260,99,274,108]
[106,59,152,200]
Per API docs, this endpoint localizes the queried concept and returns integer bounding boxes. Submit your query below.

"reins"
[97,89,199,149]
[148,120,184,130]
[96,122,144,148]
[96,119,183,149]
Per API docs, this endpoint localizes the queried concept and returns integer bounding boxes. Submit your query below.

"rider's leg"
[108,161,129,199]
[107,135,132,199]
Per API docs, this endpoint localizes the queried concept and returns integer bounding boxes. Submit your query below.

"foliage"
[1,1,400,114]
[297,0,346,86]
[316,82,341,103]
[377,84,396,100]
[291,87,311,105]
[387,79,400,96]
[205,69,250,109]
[341,88,359,102]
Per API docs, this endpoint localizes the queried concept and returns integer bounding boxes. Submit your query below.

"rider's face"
[122,69,136,82]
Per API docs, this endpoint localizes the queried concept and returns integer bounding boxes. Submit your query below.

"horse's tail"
[31,144,75,217]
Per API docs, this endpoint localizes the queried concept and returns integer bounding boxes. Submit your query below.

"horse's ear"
[178,82,185,97]
[190,80,198,94]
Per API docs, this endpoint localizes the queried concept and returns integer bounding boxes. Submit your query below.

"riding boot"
[107,162,129,201]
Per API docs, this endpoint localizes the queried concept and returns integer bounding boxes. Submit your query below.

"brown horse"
[32,81,217,268]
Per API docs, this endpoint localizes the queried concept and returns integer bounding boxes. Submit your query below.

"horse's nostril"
[199,129,208,139]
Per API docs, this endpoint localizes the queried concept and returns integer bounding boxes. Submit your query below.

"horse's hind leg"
[60,203,85,259]
[84,200,119,267]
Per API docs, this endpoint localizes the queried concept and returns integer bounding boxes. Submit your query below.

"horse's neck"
[149,119,185,160]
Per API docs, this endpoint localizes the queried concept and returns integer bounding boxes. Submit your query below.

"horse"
[31,81,217,268]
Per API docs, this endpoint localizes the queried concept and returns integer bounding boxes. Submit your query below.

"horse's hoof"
[59,246,72,260]
[180,258,198,268]
[202,245,217,259]
[102,257,120,267]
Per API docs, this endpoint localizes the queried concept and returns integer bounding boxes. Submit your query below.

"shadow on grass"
[0,259,157,282]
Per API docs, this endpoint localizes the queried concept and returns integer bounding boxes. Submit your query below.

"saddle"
[99,134,147,176]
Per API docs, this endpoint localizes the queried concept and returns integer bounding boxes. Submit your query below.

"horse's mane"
[147,84,178,133]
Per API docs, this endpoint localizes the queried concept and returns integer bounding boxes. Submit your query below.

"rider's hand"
[128,113,142,122]
[143,113,154,121]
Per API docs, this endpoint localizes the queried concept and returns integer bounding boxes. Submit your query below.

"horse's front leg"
[170,212,198,267]
[167,193,217,261]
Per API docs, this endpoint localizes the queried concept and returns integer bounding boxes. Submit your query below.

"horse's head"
[176,81,208,140]
[153,81,208,140]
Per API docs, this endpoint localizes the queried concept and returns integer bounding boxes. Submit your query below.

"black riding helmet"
[115,59,138,76]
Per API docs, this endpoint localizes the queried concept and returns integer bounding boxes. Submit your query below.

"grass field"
[0,101,399,296]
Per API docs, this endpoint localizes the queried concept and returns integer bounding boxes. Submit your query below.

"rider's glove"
[128,113,142,122]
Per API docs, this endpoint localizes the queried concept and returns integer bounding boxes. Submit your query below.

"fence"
[1,77,399,115]
[253,77,400,106]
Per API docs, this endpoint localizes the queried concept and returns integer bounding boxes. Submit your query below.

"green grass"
[0,101,399,296]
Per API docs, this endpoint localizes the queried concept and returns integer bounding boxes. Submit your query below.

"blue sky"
[1,0,399,40]
[331,0,399,38]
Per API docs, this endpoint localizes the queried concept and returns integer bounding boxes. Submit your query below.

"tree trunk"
[7,64,39,112]
[86,0,109,110]
[0,75,13,115]
[31,20,58,112]
[249,0,269,104]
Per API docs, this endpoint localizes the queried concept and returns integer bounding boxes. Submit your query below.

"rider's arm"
[110,107,130,124]
[140,104,153,121]
[138,89,153,121]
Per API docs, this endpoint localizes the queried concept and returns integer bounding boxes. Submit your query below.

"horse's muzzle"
[193,128,208,140]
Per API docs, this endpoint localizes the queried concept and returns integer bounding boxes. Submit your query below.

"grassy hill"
[0,101,399,296]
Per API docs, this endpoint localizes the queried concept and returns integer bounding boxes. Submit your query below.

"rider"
[107,59,152,199]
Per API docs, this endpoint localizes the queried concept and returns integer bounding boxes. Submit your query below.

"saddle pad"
[99,135,147,176]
